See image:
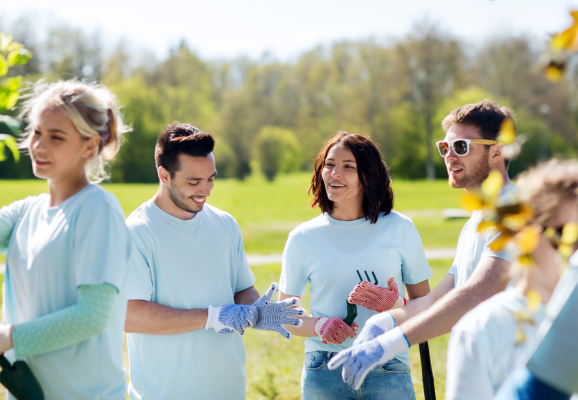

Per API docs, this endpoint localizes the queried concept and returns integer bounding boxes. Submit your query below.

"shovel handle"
[0,356,12,371]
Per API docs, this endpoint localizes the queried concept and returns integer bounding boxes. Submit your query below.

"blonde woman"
[0,80,131,400]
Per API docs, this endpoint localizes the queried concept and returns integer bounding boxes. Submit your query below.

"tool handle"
[419,341,436,400]
[0,355,12,371]
[343,301,357,326]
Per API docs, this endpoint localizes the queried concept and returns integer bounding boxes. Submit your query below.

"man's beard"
[449,157,492,190]
[168,183,202,214]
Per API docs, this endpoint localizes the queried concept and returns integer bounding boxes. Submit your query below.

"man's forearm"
[234,285,260,305]
[401,257,510,345]
[125,300,208,335]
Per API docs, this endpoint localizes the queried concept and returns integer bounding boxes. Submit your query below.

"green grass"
[243,259,452,400]
[0,174,464,259]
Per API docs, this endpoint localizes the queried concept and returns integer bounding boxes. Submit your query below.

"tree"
[395,23,464,180]
[254,126,300,181]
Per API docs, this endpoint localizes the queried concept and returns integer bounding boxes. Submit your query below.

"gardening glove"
[348,277,406,312]
[251,282,306,339]
[327,326,409,390]
[352,312,395,346]
[205,303,257,336]
[314,317,360,345]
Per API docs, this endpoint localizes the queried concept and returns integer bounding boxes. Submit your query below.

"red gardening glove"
[347,277,406,313]
[314,317,360,345]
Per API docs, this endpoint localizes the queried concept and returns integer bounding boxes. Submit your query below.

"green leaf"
[4,91,19,110]
[0,34,11,52]
[0,141,5,161]
[0,133,19,162]
[6,76,21,92]
[0,115,21,135]
[8,49,31,66]
[0,54,8,77]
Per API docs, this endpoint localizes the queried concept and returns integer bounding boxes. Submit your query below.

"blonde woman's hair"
[517,159,578,226]
[20,80,131,183]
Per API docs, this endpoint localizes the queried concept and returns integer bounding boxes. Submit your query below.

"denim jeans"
[302,350,416,400]
[494,367,572,400]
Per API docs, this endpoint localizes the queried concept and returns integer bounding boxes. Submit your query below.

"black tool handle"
[419,341,436,400]
[343,301,357,326]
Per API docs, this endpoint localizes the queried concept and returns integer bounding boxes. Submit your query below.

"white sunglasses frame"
[436,139,498,157]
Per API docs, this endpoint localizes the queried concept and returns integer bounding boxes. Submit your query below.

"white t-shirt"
[280,211,433,366]
[125,201,255,400]
[448,184,517,288]
[0,185,131,400]
[445,287,545,400]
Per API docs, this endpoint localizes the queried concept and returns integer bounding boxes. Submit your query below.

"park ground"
[0,173,464,399]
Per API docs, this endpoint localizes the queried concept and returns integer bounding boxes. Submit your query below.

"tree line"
[1,18,577,182]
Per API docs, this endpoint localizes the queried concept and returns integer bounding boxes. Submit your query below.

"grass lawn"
[0,174,464,259]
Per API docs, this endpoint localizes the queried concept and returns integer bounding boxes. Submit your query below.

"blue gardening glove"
[353,312,395,346]
[205,303,257,336]
[252,282,306,339]
[327,326,409,390]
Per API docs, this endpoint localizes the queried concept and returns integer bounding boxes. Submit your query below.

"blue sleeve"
[125,227,154,301]
[72,194,131,290]
[279,231,308,296]
[233,224,256,292]
[12,283,117,358]
[400,222,433,285]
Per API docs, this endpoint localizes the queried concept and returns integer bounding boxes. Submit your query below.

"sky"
[4,0,578,60]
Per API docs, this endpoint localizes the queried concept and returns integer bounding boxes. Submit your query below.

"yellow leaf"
[477,220,497,232]
[551,24,578,50]
[559,243,574,259]
[515,329,526,346]
[481,171,503,199]
[516,225,541,254]
[527,289,541,313]
[545,65,564,82]
[518,254,535,267]
[489,233,513,251]
[498,119,516,144]
[561,222,578,244]
[461,192,484,212]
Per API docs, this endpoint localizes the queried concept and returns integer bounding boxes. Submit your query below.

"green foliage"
[0,33,31,165]
[254,126,301,181]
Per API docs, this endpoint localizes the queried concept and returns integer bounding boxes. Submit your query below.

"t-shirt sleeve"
[279,231,308,296]
[448,263,457,276]
[125,228,154,301]
[0,219,12,255]
[0,198,29,230]
[233,224,256,292]
[400,222,433,285]
[72,196,131,291]
[445,322,495,400]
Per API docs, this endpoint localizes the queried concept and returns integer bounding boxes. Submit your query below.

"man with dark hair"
[328,100,517,389]
[124,122,304,399]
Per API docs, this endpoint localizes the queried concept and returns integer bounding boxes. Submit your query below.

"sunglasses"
[436,139,498,157]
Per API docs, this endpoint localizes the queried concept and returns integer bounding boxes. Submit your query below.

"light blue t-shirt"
[448,184,517,288]
[446,287,545,400]
[125,201,256,400]
[280,211,433,366]
[0,185,131,400]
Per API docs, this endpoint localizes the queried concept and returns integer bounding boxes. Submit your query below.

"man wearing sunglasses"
[328,100,518,389]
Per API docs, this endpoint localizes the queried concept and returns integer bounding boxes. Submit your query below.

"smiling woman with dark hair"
[278,131,433,400]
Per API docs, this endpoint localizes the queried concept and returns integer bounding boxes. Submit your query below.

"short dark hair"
[309,131,394,224]
[442,100,514,168]
[154,121,215,177]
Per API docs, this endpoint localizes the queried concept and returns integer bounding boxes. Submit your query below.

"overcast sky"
[4,0,578,60]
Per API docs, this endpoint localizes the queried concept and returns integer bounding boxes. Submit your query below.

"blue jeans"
[494,367,572,400]
[302,351,416,400]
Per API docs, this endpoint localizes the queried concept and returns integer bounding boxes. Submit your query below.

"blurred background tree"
[1,19,577,182]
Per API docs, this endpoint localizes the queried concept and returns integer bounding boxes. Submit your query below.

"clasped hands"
[205,282,306,339]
